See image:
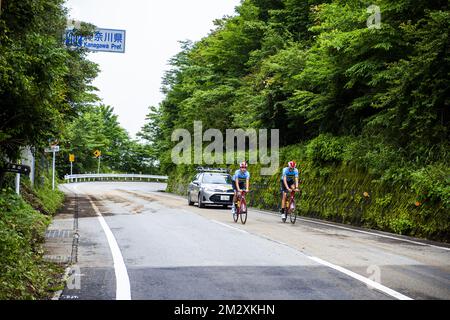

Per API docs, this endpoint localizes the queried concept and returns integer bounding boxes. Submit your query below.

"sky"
[64,0,242,138]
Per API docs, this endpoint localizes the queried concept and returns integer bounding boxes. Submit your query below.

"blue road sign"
[65,28,126,53]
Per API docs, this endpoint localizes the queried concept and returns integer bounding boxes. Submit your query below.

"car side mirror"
[193,181,199,186]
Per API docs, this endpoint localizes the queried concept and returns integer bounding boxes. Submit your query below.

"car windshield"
[202,173,231,184]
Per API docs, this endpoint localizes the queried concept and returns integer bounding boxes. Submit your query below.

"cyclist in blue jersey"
[231,161,250,215]
[280,161,300,220]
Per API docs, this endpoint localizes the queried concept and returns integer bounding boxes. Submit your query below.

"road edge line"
[88,196,131,300]
[306,255,413,300]
[211,220,249,234]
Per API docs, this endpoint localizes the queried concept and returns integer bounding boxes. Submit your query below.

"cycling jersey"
[280,167,299,182]
[232,169,250,191]
[232,169,250,182]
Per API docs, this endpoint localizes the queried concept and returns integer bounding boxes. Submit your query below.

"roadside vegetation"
[0,174,65,299]
[0,0,147,299]
[145,0,449,242]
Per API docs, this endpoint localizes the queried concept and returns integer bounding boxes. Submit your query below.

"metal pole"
[30,148,35,188]
[70,161,73,175]
[97,156,101,174]
[52,150,56,190]
[15,173,20,195]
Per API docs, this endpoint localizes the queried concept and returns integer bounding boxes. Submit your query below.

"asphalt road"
[57,182,450,300]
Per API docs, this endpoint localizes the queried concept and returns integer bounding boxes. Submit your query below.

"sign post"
[2,162,31,195]
[15,161,21,195]
[94,150,101,174]
[15,173,20,194]
[69,154,75,175]
[30,147,35,188]
[45,145,60,190]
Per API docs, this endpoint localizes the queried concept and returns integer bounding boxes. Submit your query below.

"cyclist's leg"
[231,181,238,213]
[236,182,245,210]
[281,191,287,210]
[287,183,295,210]
[280,181,286,212]
[289,183,296,193]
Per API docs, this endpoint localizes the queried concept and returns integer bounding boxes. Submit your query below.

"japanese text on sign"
[65,28,126,53]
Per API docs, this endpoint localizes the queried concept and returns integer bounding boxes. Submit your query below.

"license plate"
[220,195,229,201]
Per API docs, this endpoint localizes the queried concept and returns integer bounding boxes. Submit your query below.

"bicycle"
[282,189,300,224]
[233,190,249,224]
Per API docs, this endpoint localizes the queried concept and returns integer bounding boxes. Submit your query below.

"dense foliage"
[0,0,99,164]
[143,0,449,240]
[0,0,156,179]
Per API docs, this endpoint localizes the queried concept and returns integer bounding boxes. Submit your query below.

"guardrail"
[64,173,168,183]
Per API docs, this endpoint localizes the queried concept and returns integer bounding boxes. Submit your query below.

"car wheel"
[198,192,205,208]
[188,192,194,206]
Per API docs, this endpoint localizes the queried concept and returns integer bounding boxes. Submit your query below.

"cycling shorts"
[280,179,295,192]
[232,180,246,191]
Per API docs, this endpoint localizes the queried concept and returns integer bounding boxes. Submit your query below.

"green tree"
[0,0,98,165]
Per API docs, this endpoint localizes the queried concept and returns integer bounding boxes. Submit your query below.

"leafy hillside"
[141,0,449,241]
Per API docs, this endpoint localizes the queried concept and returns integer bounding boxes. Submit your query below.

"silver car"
[187,169,234,208]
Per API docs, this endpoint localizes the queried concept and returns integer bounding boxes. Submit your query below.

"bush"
[410,163,450,209]
[0,188,64,299]
[306,134,351,165]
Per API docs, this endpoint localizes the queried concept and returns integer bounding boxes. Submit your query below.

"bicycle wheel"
[289,202,297,224]
[240,199,247,224]
[233,201,239,223]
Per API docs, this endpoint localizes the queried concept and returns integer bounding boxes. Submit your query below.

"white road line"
[89,197,131,300]
[73,185,131,300]
[212,218,412,300]
[243,226,414,300]
[251,208,450,252]
[306,255,413,300]
[211,220,249,234]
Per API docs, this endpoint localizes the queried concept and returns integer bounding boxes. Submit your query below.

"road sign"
[69,154,75,162]
[44,145,59,190]
[65,28,126,53]
[3,163,31,175]
[45,145,60,152]
[94,150,101,158]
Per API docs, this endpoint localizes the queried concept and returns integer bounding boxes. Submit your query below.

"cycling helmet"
[240,161,248,169]
[288,161,296,168]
